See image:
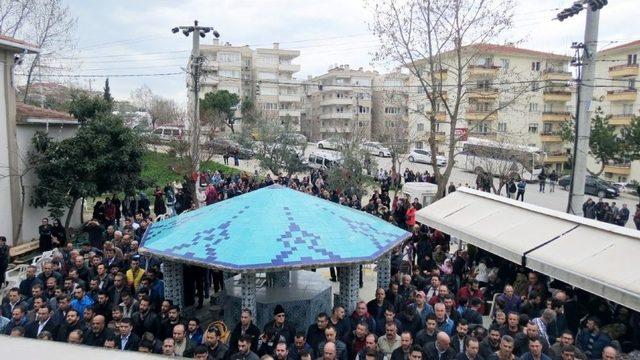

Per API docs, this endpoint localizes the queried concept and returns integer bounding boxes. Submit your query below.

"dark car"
[558,175,619,198]
[209,138,254,159]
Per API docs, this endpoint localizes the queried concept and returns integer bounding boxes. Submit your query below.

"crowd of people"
[0,167,638,359]
[582,198,639,229]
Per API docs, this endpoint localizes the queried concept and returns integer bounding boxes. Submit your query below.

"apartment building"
[197,40,302,132]
[371,71,410,141]
[303,65,376,141]
[592,40,640,183]
[408,44,574,172]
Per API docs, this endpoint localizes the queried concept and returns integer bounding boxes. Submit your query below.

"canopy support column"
[163,260,184,309]
[338,265,359,314]
[267,271,289,287]
[240,273,257,317]
[376,253,391,289]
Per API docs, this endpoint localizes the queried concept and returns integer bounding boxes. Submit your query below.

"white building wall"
[0,58,15,243]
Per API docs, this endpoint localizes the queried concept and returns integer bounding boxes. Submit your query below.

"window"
[260,86,278,96]
[258,72,277,80]
[543,123,553,133]
[477,122,489,133]
[528,123,538,133]
[357,106,370,114]
[530,81,539,91]
[335,78,345,84]
[336,92,346,98]
[498,122,507,132]
[623,103,634,115]
[385,107,401,114]
[260,103,278,110]
[628,54,638,65]
[544,103,553,113]
[477,80,492,90]
[531,61,541,71]
[336,106,345,113]
[417,123,425,131]
[220,70,240,79]
[218,52,240,63]
[628,79,636,90]
[529,103,539,112]
[415,142,424,149]
[475,102,491,112]
[500,58,510,69]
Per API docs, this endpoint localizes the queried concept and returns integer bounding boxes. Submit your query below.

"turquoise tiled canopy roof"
[140,185,411,272]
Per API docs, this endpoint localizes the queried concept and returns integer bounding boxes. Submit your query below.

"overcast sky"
[60,0,636,104]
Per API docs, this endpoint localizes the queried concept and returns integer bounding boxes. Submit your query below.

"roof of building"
[16,102,76,123]
[416,187,640,312]
[598,39,640,56]
[0,34,39,53]
[140,185,411,272]
[463,43,571,60]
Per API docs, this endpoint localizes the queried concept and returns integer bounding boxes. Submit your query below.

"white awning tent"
[415,187,640,312]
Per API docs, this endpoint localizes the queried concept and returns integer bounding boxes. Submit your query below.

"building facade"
[592,40,640,183]
[303,65,375,141]
[198,40,302,133]
[407,44,574,172]
[371,71,410,142]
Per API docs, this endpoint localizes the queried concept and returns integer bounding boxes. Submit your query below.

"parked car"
[317,137,343,150]
[408,148,447,166]
[209,138,254,159]
[557,175,620,198]
[307,152,343,171]
[152,126,185,142]
[361,142,391,157]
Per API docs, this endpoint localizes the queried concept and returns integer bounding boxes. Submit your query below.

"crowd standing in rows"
[1,167,638,359]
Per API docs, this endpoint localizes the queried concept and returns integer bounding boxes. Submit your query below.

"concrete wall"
[0,55,14,243]
[15,122,82,244]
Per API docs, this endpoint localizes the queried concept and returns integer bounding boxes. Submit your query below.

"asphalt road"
[149,142,639,230]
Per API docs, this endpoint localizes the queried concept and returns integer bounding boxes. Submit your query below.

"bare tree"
[369,0,531,200]
[5,0,77,101]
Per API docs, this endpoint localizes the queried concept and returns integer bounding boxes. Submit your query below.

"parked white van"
[152,126,185,142]
[307,152,343,171]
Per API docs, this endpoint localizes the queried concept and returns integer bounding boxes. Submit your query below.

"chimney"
[273,42,279,49]
[212,38,219,46]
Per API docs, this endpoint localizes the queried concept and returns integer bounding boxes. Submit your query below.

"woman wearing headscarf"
[153,186,166,216]
[51,218,67,248]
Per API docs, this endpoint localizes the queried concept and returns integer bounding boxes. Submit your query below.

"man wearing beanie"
[263,304,296,344]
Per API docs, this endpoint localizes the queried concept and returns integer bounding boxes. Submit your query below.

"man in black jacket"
[83,314,113,346]
[205,326,229,360]
[131,295,160,337]
[451,320,469,354]
[479,325,501,359]
[391,332,414,360]
[307,313,329,352]
[0,236,9,287]
[424,332,457,360]
[264,304,296,344]
[25,304,57,338]
[116,318,140,351]
[55,309,85,342]
[229,308,261,353]
[456,337,483,360]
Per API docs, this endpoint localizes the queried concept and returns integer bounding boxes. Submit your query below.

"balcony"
[428,131,446,142]
[320,97,353,106]
[279,109,301,117]
[604,163,631,175]
[468,87,499,100]
[279,94,301,102]
[466,111,497,121]
[435,111,447,122]
[279,63,301,72]
[544,153,568,163]
[542,69,572,81]
[608,64,639,78]
[468,64,500,77]
[542,111,571,122]
[431,69,448,81]
[468,131,497,140]
[319,113,352,120]
[540,132,563,142]
[607,89,637,102]
[609,114,633,126]
[543,90,572,102]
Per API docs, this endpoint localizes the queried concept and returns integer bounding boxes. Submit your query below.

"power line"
[13,72,184,78]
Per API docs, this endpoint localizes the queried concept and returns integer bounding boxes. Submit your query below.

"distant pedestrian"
[516,180,526,201]
[538,169,547,193]
[616,203,629,226]
[506,180,517,199]
[223,151,230,165]
[0,236,9,288]
[548,170,558,193]
[633,204,640,230]
[233,148,240,166]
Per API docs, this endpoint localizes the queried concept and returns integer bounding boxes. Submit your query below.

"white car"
[408,148,447,166]
[361,142,391,157]
[317,137,342,150]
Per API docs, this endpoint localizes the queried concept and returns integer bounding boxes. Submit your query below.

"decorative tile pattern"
[338,265,360,314]
[240,273,257,318]
[140,185,411,271]
[164,260,184,309]
[376,253,391,290]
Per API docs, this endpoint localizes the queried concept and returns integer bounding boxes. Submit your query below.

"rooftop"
[140,185,410,272]
[466,43,571,60]
[16,102,76,123]
[0,34,39,53]
[598,39,640,56]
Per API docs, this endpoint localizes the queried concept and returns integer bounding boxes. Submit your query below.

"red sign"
[455,128,468,141]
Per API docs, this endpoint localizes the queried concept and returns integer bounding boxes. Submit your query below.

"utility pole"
[172,20,220,206]
[557,0,607,215]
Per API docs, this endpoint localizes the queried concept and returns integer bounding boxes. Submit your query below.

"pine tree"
[103,78,113,104]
